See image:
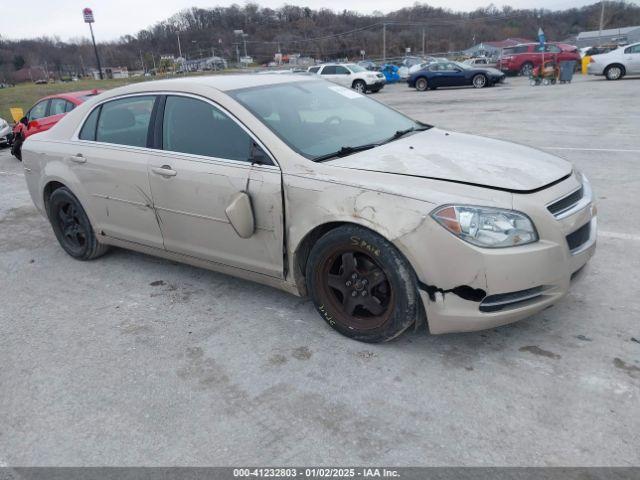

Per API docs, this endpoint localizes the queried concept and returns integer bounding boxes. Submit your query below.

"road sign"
[83,7,94,23]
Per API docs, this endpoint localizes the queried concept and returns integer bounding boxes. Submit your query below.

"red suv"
[11,89,101,160]
[497,43,581,76]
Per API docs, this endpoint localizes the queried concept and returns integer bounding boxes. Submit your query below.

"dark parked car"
[407,61,504,91]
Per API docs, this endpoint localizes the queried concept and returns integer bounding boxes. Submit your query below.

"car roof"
[114,74,316,93]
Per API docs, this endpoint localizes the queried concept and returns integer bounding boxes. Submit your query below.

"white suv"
[588,42,640,80]
[308,63,385,93]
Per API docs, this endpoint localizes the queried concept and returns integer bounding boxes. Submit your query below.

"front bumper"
[366,79,386,90]
[411,174,597,334]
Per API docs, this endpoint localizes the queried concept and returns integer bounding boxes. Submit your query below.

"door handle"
[152,165,177,177]
[69,153,86,164]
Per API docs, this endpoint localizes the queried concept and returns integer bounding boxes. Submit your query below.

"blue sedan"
[407,61,505,91]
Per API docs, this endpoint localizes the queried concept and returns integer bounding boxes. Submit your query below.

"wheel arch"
[43,180,68,217]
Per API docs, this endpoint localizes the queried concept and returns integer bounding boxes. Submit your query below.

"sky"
[7,0,608,42]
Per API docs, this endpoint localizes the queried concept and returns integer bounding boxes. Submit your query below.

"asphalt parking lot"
[0,74,639,466]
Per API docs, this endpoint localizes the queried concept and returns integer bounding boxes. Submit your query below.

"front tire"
[415,77,428,91]
[306,225,420,343]
[472,74,487,88]
[352,80,367,94]
[47,187,109,260]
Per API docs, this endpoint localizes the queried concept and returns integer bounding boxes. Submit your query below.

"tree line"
[1,1,639,81]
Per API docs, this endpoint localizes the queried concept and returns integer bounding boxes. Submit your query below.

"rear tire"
[47,187,109,260]
[415,77,428,91]
[519,62,533,76]
[306,225,420,343]
[605,65,624,80]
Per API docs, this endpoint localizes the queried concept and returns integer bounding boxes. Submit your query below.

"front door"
[147,95,284,278]
[71,94,164,248]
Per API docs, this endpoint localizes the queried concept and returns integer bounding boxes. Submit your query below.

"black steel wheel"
[306,225,420,342]
[47,187,109,260]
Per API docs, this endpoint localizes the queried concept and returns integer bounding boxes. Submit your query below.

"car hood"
[328,128,572,192]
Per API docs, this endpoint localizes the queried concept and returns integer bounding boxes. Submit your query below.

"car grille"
[547,186,584,218]
[566,222,591,252]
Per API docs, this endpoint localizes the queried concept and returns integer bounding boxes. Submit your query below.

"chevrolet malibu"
[22,75,596,343]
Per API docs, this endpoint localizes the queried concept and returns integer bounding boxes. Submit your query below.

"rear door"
[147,94,284,278]
[71,94,165,248]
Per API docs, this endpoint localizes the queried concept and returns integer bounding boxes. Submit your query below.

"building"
[90,67,128,80]
[462,38,533,58]
[573,25,640,48]
[181,56,227,72]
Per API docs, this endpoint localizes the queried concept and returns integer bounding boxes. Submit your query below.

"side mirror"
[249,142,272,166]
[225,191,255,239]
[20,116,28,126]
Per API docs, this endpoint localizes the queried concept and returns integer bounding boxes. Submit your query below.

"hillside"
[1,1,639,81]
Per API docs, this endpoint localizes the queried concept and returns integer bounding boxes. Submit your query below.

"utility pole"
[139,50,145,73]
[598,1,606,46]
[83,8,103,79]
[422,27,426,56]
[177,32,183,58]
[382,22,387,63]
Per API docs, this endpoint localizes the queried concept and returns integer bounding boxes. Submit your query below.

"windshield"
[230,80,421,160]
[346,64,367,73]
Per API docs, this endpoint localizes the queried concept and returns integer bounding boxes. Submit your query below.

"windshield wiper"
[312,123,432,162]
[313,144,379,162]
[382,124,432,144]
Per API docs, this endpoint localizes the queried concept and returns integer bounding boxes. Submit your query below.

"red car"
[497,43,581,76]
[11,89,101,160]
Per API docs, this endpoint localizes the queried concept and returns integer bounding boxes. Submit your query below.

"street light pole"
[382,22,386,63]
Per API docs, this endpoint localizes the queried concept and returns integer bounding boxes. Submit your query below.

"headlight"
[431,205,538,248]
[0,119,7,128]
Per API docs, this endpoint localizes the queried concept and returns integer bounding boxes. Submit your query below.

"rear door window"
[49,98,68,115]
[321,66,337,75]
[95,96,155,147]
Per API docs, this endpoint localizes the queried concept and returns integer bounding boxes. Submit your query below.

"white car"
[308,63,385,93]
[0,117,12,146]
[587,42,640,80]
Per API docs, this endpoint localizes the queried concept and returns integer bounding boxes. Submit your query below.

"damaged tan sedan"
[22,75,596,342]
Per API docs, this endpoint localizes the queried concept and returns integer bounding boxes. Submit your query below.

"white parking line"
[0,171,23,177]
[599,231,640,241]
[544,147,640,153]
